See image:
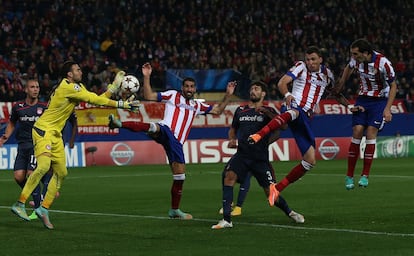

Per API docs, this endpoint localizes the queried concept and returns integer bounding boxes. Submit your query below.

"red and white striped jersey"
[349,51,395,98]
[287,61,334,112]
[158,90,212,144]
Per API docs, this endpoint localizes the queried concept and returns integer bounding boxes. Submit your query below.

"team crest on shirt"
[73,83,81,91]
[46,144,52,150]
[368,66,378,75]
[37,107,43,115]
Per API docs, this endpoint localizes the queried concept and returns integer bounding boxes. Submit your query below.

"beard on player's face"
[250,94,261,103]
[182,91,194,99]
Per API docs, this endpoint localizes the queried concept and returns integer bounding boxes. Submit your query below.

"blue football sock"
[275,195,291,216]
[236,177,251,207]
[223,185,233,222]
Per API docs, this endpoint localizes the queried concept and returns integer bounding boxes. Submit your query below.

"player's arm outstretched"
[209,81,236,115]
[101,70,126,99]
[141,62,158,101]
[66,82,139,111]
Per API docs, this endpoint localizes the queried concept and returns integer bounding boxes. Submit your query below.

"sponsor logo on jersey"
[307,78,328,87]
[177,103,197,111]
[20,115,40,122]
[359,72,376,80]
[239,115,264,122]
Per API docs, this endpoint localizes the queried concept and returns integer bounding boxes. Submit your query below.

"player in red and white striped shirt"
[157,88,211,145]
[109,63,236,219]
[248,46,347,206]
[337,38,397,189]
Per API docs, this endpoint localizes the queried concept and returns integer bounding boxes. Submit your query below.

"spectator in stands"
[9,71,25,100]
[0,0,412,107]
[0,84,8,102]
[39,74,56,101]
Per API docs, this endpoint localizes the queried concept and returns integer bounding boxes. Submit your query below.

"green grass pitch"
[1,157,413,256]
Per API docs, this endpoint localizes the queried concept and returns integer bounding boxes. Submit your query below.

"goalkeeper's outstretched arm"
[101,70,126,98]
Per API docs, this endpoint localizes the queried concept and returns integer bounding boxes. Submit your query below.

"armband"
[284,92,293,99]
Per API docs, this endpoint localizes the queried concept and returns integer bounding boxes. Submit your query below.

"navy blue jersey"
[10,101,48,144]
[232,105,276,161]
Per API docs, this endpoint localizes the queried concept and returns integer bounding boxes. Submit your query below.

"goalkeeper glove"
[107,70,126,93]
[117,96,141,112]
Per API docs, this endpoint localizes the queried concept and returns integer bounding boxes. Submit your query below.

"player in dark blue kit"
[212,81,304,229]
[0,80,52,219]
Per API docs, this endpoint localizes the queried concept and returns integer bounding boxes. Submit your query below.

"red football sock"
[122,121,150,132]
[171,180,184,209]
[347,142,360,177]
[276,163,306,192]
[257,112,292,137]
[362,143,375,177]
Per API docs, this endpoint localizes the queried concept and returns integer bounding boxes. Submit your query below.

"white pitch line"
[1,171,412,182]
[1,206,413,238]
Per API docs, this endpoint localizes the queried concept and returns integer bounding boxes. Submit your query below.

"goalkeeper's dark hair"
[60,60,77,78]
[351,38,373,54]
[47,60,78,101]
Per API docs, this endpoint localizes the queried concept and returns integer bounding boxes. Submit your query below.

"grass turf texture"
[1,158,413,256]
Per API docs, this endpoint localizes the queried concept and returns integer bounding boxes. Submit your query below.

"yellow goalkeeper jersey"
[34,79,115,132]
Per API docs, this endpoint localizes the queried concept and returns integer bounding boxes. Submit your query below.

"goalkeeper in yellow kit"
[11,60,138,229]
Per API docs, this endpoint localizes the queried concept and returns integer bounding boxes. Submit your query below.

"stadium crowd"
[0,0,413,111]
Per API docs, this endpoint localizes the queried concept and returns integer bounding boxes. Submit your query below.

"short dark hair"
[182,77,196,86]
[60,61,77,78]
[306,46,322,57]
[351,38,373,54]
[250,80,268,94]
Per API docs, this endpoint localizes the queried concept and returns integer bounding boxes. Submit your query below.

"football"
[120,75,140,93]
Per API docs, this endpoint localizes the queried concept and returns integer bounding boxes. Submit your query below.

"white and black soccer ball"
[120,75,140,94]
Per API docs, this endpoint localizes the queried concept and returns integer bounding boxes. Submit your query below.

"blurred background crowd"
[0,0,413,111]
